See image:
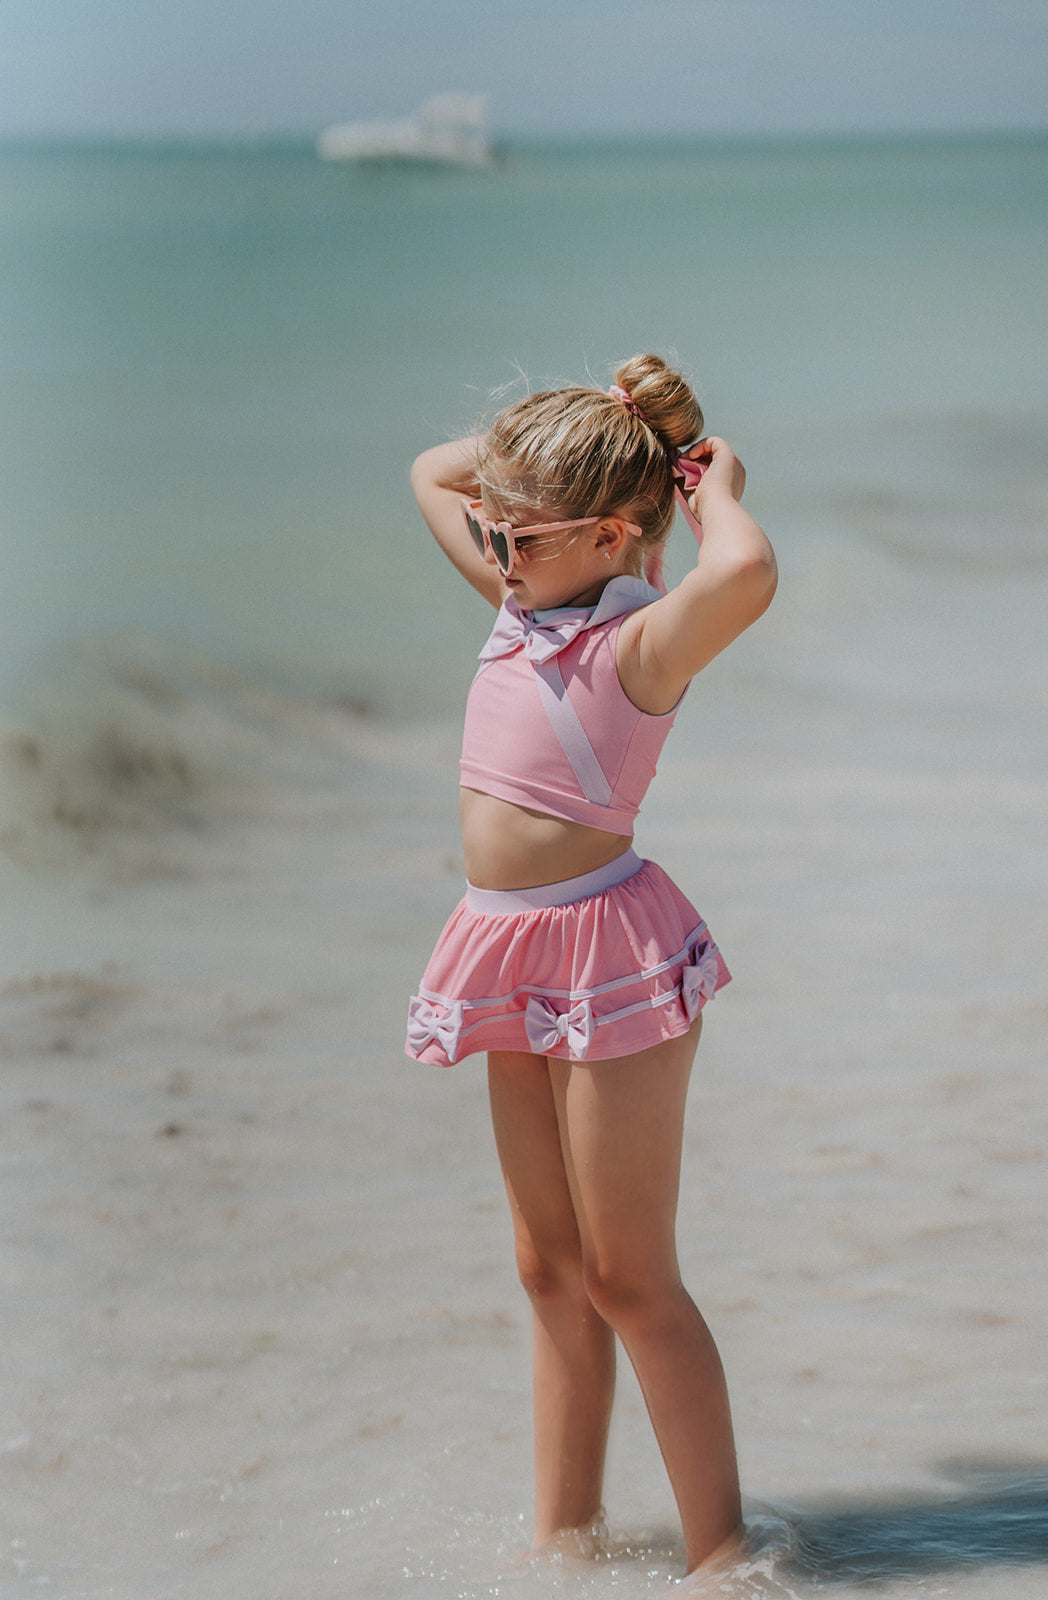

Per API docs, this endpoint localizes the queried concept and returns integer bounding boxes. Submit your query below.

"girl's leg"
[488,1050,616,1547]
[549,1020,741,1574]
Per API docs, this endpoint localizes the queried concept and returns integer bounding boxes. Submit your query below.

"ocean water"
[2,132,1045,708]
[1,133,1047,1598]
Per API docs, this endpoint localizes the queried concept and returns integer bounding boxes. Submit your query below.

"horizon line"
[1,123,1045,150]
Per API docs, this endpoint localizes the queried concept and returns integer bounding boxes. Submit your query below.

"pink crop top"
[460,576,681,836]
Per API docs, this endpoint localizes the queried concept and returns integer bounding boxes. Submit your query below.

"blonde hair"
[477,355,704,577]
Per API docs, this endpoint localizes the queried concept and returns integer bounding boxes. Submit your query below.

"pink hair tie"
[609,383,645,421]
[668,446,704,496]
[668,446,706,546]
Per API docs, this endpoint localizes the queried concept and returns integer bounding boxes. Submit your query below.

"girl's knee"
[514,1238,586,1306]
[581,1258,684,1330]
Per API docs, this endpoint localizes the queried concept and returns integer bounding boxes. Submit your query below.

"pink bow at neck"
[477,575,662,666]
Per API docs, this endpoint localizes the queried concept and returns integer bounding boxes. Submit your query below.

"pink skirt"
[405,850,730,1067]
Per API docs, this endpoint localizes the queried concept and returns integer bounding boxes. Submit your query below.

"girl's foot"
[529,1514,609,1565]
[676,1521,801,1597]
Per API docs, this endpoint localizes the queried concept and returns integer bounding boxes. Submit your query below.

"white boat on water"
[317,94,494,167]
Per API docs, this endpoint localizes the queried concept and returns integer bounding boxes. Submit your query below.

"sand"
[1,611,1046,1598]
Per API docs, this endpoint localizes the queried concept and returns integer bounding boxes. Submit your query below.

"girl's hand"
[687,436,746,516]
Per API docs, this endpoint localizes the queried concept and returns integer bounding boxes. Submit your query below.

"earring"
[604,551,611,560]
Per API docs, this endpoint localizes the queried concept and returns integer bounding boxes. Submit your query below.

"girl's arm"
[617,436,778,714]
[411,438,506,608]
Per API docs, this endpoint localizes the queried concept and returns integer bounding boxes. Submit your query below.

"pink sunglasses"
[461,499,639,578]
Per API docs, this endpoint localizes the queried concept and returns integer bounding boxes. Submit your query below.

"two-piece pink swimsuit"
[405,575,730,1067]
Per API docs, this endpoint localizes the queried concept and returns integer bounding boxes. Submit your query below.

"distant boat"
[317,94,494,167]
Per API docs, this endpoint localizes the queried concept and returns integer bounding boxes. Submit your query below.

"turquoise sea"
[2,132,1045,710]
[1,133,1046,1599]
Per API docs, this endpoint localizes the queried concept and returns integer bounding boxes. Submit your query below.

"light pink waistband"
[466,849,643,915]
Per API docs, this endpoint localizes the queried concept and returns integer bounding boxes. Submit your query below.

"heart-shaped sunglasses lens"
[488,524,512,574]
[464,505,486,557]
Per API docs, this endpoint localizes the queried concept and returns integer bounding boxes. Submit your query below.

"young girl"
[405,354,777,1582]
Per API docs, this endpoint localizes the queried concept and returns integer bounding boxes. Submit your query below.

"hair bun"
[612,354,703,450]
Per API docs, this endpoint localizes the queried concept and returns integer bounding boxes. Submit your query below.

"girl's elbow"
[410,451,434,493]
[736,547,778,619]
[411,450,447,520]
[758,549,778,608]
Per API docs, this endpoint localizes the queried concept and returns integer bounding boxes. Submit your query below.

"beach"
[1,133,1046,1596]
[2,552,1046,1597]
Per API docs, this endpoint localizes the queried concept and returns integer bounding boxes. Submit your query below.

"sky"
[0,0,1046,140]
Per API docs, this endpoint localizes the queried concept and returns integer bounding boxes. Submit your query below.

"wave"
[0,640,394,877]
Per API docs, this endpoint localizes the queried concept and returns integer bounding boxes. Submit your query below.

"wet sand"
[1,645,1046,1598]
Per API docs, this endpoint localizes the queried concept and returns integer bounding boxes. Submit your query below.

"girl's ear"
[594,516,636,562]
